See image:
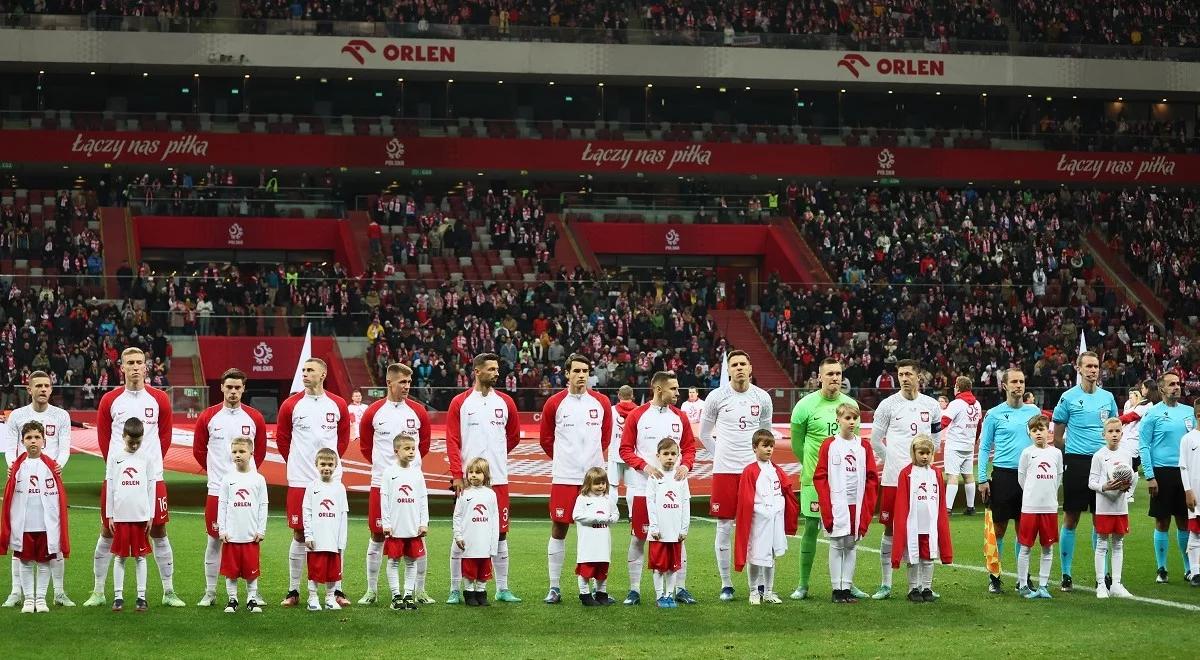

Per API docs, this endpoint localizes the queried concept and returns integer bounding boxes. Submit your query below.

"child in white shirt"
[572,466,618,607]
[646,438,690,609]
[453,457,499,607]
[1088,418,1134,599]
[380,435,429,610]
[1016,416,1062,600]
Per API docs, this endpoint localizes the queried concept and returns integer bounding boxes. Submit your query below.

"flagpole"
[1076,330,1086,387]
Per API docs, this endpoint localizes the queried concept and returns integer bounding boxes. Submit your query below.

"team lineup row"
[3,348,1200,613]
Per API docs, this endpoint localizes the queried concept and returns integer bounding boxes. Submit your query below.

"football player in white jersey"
[3,371,73,607]
[697,350,772,601]
[942,376,982,516]
[869,358,942,600]
[681,388,705,429]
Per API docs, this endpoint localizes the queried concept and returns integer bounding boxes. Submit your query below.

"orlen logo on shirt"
[916,482,929,501]
[318,498,337,517]
[844,454,857,472]
[121,466,141,486]
[472,503,490,522]
[662,490,681,509]
[1037,461,1054,479]
[396,484,416,504]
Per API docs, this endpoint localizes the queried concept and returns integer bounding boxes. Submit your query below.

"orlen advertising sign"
[340,38,456,66]
[836,53,945,79]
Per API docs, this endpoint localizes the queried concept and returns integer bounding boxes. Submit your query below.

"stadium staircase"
[708,309,795,413]
[770,216,831,285]
[1083,229,1171,330]
[98,207,132,298]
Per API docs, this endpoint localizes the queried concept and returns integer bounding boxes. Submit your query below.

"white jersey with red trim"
[541,389,612,485]
[871,392,943,487]
[348,403,368,438]
[277,391,351,488]
[98,386,173,480]
[681,399,705,426]
[618,403,696,496]
[446,389,519,486]
[573,493,617,564]
[699,384,773,475]
[452,485,499,558]
[942,396,983,453]
[645,474,691,542]
[217,470,268,543]
[194,404,265,496]
[105,448,158,523]
[5,404,72,467]
[361,398,429,487]
[303,479,348,552]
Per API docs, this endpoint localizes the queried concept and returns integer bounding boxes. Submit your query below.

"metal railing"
[3,14,1200,62]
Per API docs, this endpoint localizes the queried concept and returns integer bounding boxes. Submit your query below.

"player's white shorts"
[944,449,974,475]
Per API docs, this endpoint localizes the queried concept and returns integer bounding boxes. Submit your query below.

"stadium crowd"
[1013,0,1200,49]
[762,184,1199,409]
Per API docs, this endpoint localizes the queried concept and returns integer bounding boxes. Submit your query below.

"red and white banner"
[134,216,361,274]
[195,336,338,381]
[3,130,1198,183]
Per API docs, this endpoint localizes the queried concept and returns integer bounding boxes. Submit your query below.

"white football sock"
[1039,545,1053,587]
[676,544,688,590]
[204,536,222,594]
[135,557,147,600]
[33,563,47,601]
[945,482,959,512]
[289,540,306,592]
[9,557,21,599]
[964,482,976,508]
[596,577,607,593]
[494,540,510,591]
[764,566,775,593]
[415,555,428,591]
[112,558,124,600]
[1189,532,1200,577]
[386,558,401,596]
[307,580,318,598]
[248,579,259,601]
[449,543,463,592]
[93,536,113,593]
[879,534,894,587]
[828,538,843,589]
[51,555,65,597]
[18,561,33,601]
[627,538,645,593]
[747,564,760,591]
[151,536,175,592]
[577,575,590,595]
[1111,536,1124,584]
[365,540,384,592]
[403,558,417,595]
[652,571,664,598]
[844,538,858,590]
[1094,536,1109,585]
[715,519,734,589]
[919,560,933,589]
[547,537,566,590]
[226,577,239,600]
[334,579,343,593]
[907,563,919,590]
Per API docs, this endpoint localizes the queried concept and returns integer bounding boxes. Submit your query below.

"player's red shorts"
[14,532,52,563]
[111,522,150,558]
[205,495,220,538]
[630,496,649,540]
[493,484,510,534]
[1090,514,1129,536]
[287,487,306,530]
[917,534,931,561]
[1017,512,1059,547]
[879,485,896,527]
[368,487,383,535]
[384,537,426,560]
[221,541,262,580]
[576,561,609,581]
[461,557,493,582]
[709,473,739,519]
[307,551,342,583]
[549,483,581,524]
[1190,518,1200,534]
[101,481,170,527]
[648,541,683,572]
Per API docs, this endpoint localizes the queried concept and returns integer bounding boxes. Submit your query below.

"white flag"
[1076,330,1086,386]
[290,324,313,394]
[719,349,730,389]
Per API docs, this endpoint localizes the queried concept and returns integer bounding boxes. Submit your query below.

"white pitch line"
[688,515,1200,613]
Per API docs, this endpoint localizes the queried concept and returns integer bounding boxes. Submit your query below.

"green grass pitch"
[2,455,1197,658]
